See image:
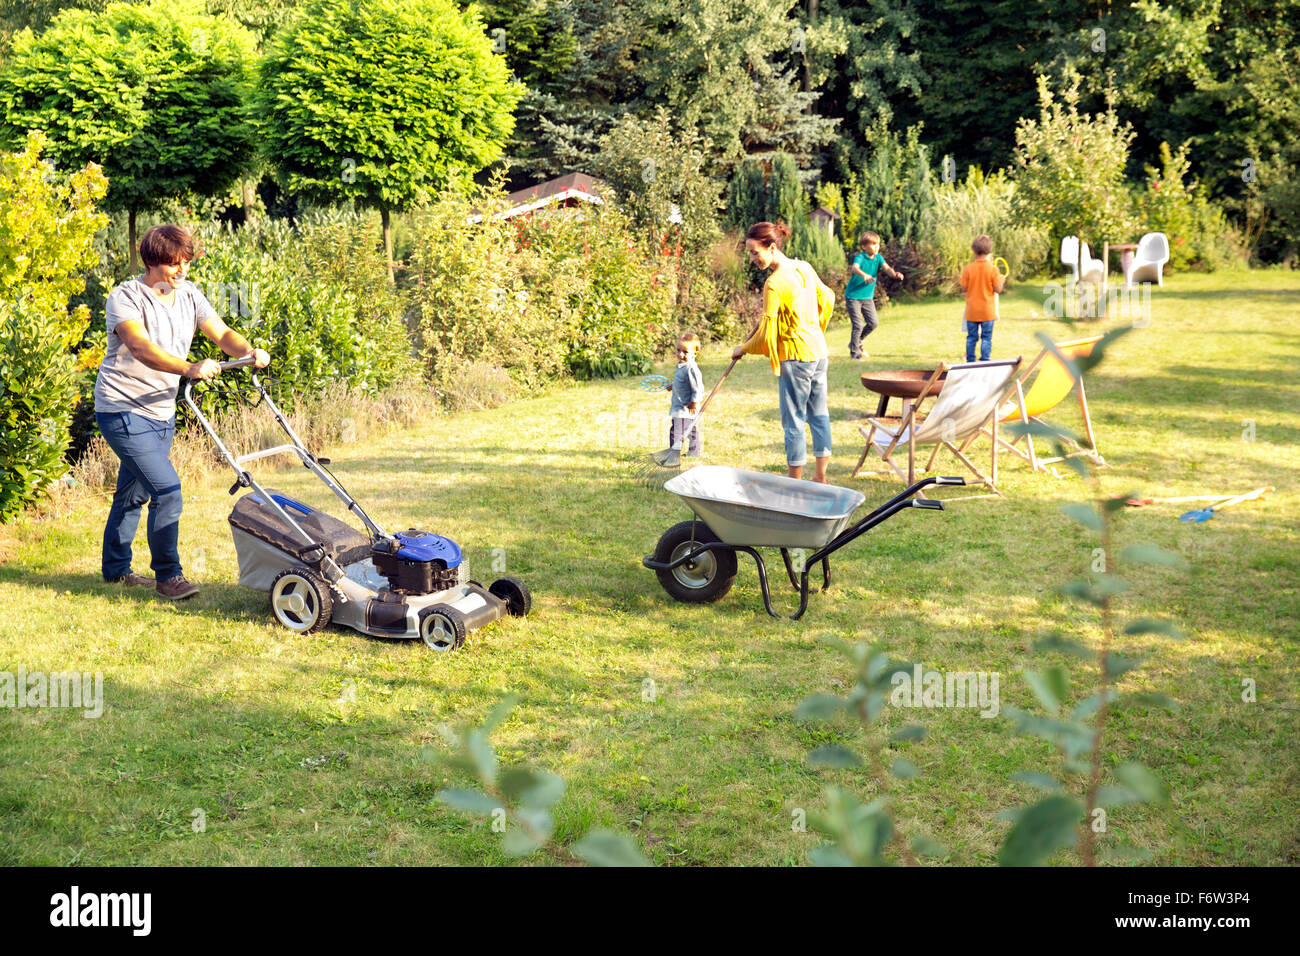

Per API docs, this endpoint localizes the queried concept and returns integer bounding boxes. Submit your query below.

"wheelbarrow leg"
[734,546,783,619]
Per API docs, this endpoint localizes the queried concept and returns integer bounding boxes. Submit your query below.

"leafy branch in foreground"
[421,695,649,866]
[999,328,1183,866]
[794,639,944,866]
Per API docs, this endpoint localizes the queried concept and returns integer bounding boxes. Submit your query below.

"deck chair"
[978,336,1106,476]
[851,358,1023,499]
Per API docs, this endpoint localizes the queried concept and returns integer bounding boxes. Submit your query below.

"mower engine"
[370,530,462,595]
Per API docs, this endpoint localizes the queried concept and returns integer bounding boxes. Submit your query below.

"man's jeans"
[96,411,184,582]
[778,359,832,467]
[965,320,994,363]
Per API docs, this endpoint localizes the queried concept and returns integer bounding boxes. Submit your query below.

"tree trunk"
[802,0,818,97]
[381,207,395,285]
[129,209,138,274]
[242,180,255,225]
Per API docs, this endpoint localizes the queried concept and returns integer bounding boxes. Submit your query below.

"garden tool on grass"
[1178,486,1273,523]
[632,357,739,486]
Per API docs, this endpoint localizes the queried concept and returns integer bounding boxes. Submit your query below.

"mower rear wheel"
[269,566,333,634]
[419,606,467,652]
[489,576,531,617]
[653,521,736,604]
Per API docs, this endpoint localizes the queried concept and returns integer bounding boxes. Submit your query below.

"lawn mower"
[183,356,530,650]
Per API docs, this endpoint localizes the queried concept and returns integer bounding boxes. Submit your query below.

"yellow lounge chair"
[986,335,1106,474]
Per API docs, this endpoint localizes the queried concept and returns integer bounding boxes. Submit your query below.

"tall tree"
[0,1,257,270]
[256,0,522,278]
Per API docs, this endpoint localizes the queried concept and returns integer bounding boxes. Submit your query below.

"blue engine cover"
[393,530,462,568]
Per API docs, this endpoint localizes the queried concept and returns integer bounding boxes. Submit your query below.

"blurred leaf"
[1100,844,1155,863]
[1034,632,1093,659]
[1121,544,1188,569]
[1116,762,1169,805]
[436,788,500,815]
[1096,784,1140,808]
[502,828,545,856]
[816,634,854,657]
[1071,325,1133,374]
[1121,691,1178,710]
[1071,689,1117,720]
[795,694,845,722]
[1061,576,1129,605]
[1061,502,1102,531]
[515,806,555,841]
[848,811,893,865]
[889,724,926,743]
[519,771,566,810]
[498,767,539,803]
[997,795,1082,866]
[1011,771,1062,791]
[1106,653,1145,678]
[480,693,520,735]
[1103,493,1140,513]
[1124,618,1185,639]
[573,830,652,867]
[1004,706,1096,760]
[1006,420,1081,443]
[466,730,497,786]
[911,834,946,858]
[808,745,862,768]
[809,845,855,867]
[1059,454,1091,479]
[1024,669,1062,715]
[891,757,920,779]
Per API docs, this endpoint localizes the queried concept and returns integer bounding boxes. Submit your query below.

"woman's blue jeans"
[778,359,832,467]
[96,411,184,582]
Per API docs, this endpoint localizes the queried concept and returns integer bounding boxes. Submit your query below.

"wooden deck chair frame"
[976,335,1106,476]
[851,358,1023,500]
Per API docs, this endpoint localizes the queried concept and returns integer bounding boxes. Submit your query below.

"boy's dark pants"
[846,297,877,358]
[670,416,701,456]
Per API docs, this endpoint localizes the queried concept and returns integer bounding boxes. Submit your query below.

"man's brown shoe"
[157,575,199,600]
[111,572,154,587]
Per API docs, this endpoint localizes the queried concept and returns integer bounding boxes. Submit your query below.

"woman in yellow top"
[731,221,835,482]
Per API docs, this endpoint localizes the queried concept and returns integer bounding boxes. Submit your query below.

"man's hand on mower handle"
[249,348,270,369]
[186,358,222,380]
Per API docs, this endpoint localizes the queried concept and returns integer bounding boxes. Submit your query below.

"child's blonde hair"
[677,332,700,350]
[859,231,880,248]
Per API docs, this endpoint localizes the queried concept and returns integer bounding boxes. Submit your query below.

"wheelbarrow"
[642,466,965,619]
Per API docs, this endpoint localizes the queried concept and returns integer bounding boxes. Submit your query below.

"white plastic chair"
[1129,232,1169,286]
[1060,236,1105,285]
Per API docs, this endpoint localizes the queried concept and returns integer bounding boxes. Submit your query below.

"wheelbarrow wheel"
[269,566,333,634]
[653,521,736,604]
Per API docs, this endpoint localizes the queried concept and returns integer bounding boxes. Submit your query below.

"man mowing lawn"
[94,224,269,600]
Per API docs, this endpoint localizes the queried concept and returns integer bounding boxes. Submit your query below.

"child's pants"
[965,320,994,363]
[670,415,701,457]
[846,298,878,358]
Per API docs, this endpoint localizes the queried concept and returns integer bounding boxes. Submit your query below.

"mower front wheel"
[269,566,333,634]
[653,521,736,604]
[419,606,467,652]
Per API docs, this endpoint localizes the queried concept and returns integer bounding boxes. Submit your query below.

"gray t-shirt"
[94,278,216,421]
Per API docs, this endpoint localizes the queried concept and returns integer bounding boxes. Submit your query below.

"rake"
[631,357,738,487]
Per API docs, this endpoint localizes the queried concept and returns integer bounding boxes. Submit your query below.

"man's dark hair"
[139,224,197,268]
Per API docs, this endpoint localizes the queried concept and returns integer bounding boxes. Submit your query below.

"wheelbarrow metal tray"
[664,466,866,549]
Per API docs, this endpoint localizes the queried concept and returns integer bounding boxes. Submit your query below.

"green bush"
[929,168,1051,287]
[1135,142,1247,272]
[184,212,417,420]
[0,132,106,520]
[787,219,847,285]
[845,122,935,252]
[1011,74,1138,264]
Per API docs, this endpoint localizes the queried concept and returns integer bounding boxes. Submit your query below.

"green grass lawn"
[2,270,1297,866]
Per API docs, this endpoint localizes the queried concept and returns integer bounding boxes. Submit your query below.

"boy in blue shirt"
[666,333,704,457]
[843,231,903,360]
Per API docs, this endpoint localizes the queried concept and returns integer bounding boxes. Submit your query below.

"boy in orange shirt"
[959,234,1005,362]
